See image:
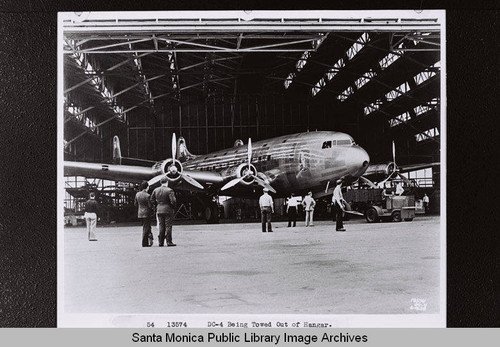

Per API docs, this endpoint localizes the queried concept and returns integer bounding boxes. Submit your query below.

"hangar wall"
[118,94,360,161]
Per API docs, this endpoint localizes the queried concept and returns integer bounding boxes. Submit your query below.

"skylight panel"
[414,69,437,86]
[337,86,354,102]
[354,70,377,89]
[364,100,382,116]
[385,82,410,101]
[346,33,370,60]
[415,127,440,142]
[389,111,411,127]
[414,105,434,116]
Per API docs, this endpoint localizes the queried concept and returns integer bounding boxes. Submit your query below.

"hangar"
[60,11,444,326]
[63,11,441,223]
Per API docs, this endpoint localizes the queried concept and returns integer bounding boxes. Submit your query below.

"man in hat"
[150,176,177,246]
[332,179,347,231]
[135,181,154,247]
[302,191,316,227]
[259,188,274,232]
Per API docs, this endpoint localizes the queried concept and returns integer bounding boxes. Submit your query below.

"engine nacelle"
[236,163,257,185]
[364,162,396,180]
[161,158,183,182]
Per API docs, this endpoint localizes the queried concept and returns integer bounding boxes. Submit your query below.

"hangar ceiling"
[62,11,441,166]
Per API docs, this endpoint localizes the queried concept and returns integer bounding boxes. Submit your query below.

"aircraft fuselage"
[181,131,370,197]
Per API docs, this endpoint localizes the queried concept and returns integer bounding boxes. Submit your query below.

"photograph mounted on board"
[58,10,445,328]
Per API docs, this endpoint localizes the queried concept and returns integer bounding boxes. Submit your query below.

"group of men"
[135,177,177,247]
[261,179,348,233]
[83,178,349,245]
[285,191,316,228]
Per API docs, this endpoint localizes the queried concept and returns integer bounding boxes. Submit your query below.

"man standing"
[332,180,347,232]
[135,181,154,247]
[302,191,316,227]
[259,188,274,232]
[84,192,99,241]
[286,193,298,227]
[423,193,430,214]
[150,177,177,247]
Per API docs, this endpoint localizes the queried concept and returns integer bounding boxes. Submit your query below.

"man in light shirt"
[259,188,274,232]
[332,179,347,231]
[286,193,298,227]
[423,193,430,213]
[302,191,316,227]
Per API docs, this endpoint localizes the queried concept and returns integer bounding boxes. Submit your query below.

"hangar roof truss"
[62,11,442,152]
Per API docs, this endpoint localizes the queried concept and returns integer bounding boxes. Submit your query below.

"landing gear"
[204,202,220,224]
[193,194,221,224]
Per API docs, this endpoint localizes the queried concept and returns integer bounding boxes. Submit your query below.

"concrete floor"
[63,216,442,316]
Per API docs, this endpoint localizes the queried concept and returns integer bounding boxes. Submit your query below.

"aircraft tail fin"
[177,136,197,162]
[112,136,122,164]
[113,135,157,167]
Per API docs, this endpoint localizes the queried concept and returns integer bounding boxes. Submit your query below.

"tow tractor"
[343,180,417,223]
[364,194,416,223]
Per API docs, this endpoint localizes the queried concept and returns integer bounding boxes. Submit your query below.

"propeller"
[148,133,204,190]
[181,173,204,190]
[220,175,246,191]
[221,138,276,193]
[390,140,413,184]
[377,140,413,187]
[172,132,177,160]
[392,140,396,164]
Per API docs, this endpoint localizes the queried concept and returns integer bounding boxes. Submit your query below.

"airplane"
[64,131,371,222]
[360,141,440,188]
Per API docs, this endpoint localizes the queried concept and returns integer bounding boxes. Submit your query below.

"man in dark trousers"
[135,181,154,247]
[150,176,177,247]
[286,193,298,227]
[259,188,274,232]
[332,179,347,232]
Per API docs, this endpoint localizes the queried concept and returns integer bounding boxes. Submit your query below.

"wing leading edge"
[64,161,226,190]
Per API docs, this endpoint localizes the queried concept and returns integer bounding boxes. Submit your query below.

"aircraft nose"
[345,146,370,176]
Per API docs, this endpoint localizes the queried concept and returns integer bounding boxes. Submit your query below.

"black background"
[0,1,498,327]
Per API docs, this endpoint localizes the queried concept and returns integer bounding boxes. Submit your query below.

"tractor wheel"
[392,210,402,222]
[365,207,379,223]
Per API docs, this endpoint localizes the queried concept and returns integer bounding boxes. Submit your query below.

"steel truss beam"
[63,16,441,34]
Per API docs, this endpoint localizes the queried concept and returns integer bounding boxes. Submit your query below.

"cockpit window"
[337,139,352,146]
[322,141,332,149]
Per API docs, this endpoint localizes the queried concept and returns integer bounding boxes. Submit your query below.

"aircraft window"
[204,157,208,160]
[337,139,352,145]
[282,139,287,143]
[223,152,227,155]
[322,141,332,149]
[263,144,267,147]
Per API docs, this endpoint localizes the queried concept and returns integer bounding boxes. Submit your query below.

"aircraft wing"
[168,169,226,191]
[64,161,158,183]
[64,161,225,190]
[398,162,440,173]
